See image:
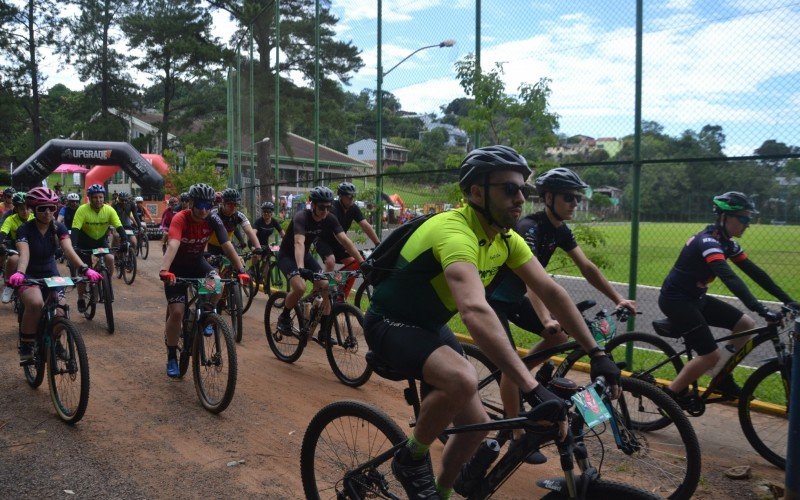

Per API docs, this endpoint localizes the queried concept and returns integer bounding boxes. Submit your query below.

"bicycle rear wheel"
[582,376,701,500]
[227,282,243,343]
[192,313,237,413]
[300,400,406,500]
[121,247,137,285]
[540,479,661,499]
[461,342,505,418]
[353,280,373,312]
[23,339,46,388]
[264,291,306,362]
[100,269,115,334]
[47,319,90,424]
[738,358,789,469]
[325,304,371,387]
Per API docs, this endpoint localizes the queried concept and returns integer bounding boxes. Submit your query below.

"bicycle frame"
[634,321,789,403]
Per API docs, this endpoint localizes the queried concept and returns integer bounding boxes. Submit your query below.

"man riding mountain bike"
[363,145,621,499]
[659,191,798,402]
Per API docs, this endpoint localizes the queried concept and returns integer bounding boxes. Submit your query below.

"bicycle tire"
[461,342,505,418]
[582,376,701,500]
[122,247,137,285]
[540,478,662,499]
[192,312,237,414]
[178,287,196,378]
[23,339,46,388]
[241,270,256,314]
[47,318,90,424]
[101,269,115,334]
[140,235,149,260]
[83,282,97,320]
[738,358,789,469]
[325,304,371,387]
[228,282,243,343]
[300,400,407,500]
[264,291,306,362]
[353,280,373,312]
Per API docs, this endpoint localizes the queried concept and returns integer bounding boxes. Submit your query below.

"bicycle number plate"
[92,247,110,255]
[44,276,74,288]
[270,245,280,252]
[124,229,134,236]
[590,317,616,344]
[328,271,352,287]
[221,256,231,266]
[571,386,612,428]
[198,276,222,295]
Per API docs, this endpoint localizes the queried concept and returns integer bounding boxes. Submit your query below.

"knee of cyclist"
[289,277,305,293]
[700,349,721,365]
[25,296,44,311]
[738,314,756,331]
[442,368,480,404]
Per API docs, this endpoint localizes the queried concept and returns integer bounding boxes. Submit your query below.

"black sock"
[167,346,177,360]
[281,307,291,318]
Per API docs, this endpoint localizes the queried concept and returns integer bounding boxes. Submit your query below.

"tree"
[0,0,62,149]
[163,145,226,193]
[454,53,559,159]
[122,0,225,151]
[58,0,136,122]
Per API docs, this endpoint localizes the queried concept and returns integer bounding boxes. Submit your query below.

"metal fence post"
[786,316,800,499]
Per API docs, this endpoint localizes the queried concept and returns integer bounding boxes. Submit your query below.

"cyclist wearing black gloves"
[486,167,634,463]
[276,186,363,334]
[363,146,619,500]
[660,191,798,399]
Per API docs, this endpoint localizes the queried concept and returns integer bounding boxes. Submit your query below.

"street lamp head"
[439,39,456,48]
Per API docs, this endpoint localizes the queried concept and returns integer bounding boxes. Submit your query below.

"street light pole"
[373,18,455,236]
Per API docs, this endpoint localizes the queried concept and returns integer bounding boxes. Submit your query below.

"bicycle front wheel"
[461,342,505,418]
[353,280,373,312]
[582,376,701,500]
[83,282,97,320]
[121,247,137,285]
[325,304,371,387]
[192,313,237,414]
[47,319,90,424]
[300,400,407,500]
[101,269,115,334]
[227,282,243,343]
[241,270,257,314]
[540,479,661,499]
[264,291,306,362]
[738,358,790,469]
[140,235,149,260]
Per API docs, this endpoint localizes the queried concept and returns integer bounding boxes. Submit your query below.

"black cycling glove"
[522,384,567,421]
[758,307,783,323]
[589,353,621,385]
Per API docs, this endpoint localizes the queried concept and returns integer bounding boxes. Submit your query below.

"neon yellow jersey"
[369,205,533,331]
[71,203,122,242]
[0,212,34,241]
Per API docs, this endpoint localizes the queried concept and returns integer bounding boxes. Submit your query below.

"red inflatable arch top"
[84,153,169,190]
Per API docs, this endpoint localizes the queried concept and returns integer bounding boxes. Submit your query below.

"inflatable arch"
[83,153,170,189]
[12,139,165,195]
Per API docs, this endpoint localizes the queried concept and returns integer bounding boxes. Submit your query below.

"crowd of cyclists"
[1,144,798,499]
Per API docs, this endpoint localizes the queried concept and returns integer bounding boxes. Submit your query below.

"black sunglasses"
[561,193,583,203]
[488,182,534,198]
[35,205,57,213]
[734,214,751,225]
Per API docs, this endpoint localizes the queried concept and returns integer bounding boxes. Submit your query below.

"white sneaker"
[1,286,13,303]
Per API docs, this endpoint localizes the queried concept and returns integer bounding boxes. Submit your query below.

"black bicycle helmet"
[221,188,241,203]
[458,145,531,190]
[188,183,216,202]
[338,182,357,196]
[534,168,589,195]
[3,187,16,197]
[309,186,334,203]
[261,201,275,211]
[713,191,756,214]
[118,191,130,200]
[179,192,190,202]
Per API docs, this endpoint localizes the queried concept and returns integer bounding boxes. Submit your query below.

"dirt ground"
[0,255,787,499]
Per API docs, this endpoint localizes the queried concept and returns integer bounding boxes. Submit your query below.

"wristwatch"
[588,346,605,357]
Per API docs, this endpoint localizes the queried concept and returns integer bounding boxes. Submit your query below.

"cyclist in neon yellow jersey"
[0,192,34,303]
[71,183,131,312]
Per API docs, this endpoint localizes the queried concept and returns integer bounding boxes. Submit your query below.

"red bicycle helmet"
[26,186,60,207]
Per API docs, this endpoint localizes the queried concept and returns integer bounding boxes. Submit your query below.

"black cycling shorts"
[164,259,215,304]
[277,252,321,278]
[364,311,464,381]
[316,237,349,262]
[658,293,744,356]
[492,297,546,347]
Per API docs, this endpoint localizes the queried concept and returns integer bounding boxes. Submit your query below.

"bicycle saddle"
[652,318,683,338]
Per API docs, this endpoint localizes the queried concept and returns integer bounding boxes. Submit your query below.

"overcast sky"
[38,0,800,156]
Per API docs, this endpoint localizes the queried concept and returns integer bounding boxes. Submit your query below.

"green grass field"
[546,221,800,302]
